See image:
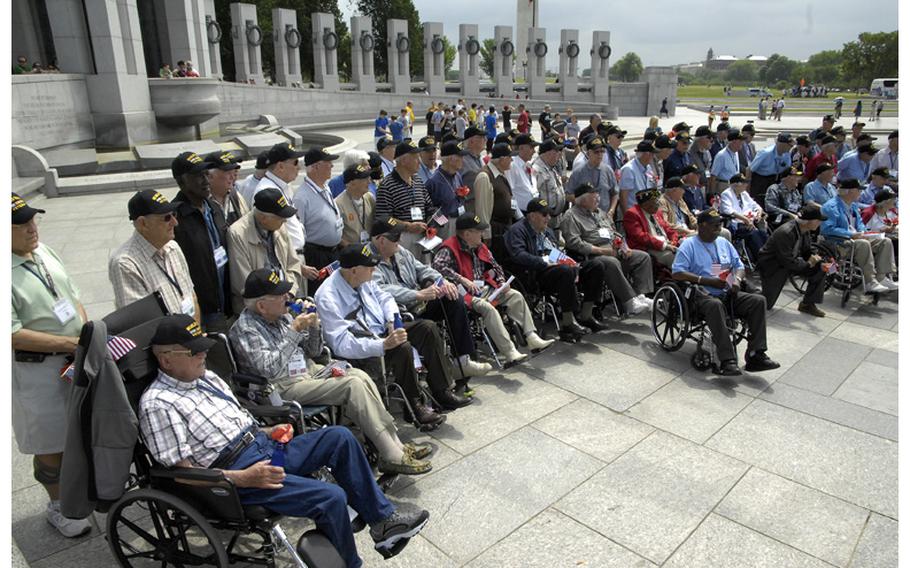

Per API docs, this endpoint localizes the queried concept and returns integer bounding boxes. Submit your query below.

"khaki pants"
[471,289,537,352]
[274,365,396,440]
[837,237,896,284]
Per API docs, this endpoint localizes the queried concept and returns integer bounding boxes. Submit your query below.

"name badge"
[288,353,308,377]
[410,206,424,220]
[180,296,195,317]
[213,246,228,269]
[359,230,370,243]
[52,298,77,325]
[458,205,466,216]
[510,198,518,211]
[335,216,344,230]
[597,227,612,239]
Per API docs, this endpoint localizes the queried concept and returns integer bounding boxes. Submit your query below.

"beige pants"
[837,237,896,283]
[274,364,396,439]
[471,289,537,352]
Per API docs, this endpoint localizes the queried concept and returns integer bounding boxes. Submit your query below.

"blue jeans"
[230,427,394,568]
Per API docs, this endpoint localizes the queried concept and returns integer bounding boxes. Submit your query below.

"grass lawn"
[677,84,894,101]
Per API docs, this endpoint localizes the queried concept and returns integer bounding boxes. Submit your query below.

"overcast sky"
[340,0,898,70]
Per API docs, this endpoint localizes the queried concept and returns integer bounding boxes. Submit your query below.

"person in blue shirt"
[710,129,744,194]
[671,209,780,376]
[803,163,837,206]
[374,110,390,144]
[820,179,897,293]
[389,116,405,142]
[663,134,693,180]
[747,132,794,209]
[619,141,658,214]
[709,122,730,158]
[484,106,498,153]
[858,167,895,205]
[836,145,876,184]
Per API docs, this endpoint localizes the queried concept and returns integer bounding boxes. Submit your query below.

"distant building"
[705,55,738,71]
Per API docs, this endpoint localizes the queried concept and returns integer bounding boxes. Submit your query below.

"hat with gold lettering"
[150,314,216,353]
[172,151,217,178]
[127,190,179,220]
[242,268,293,298]
[11,193,45,224]
[253,187,298,218]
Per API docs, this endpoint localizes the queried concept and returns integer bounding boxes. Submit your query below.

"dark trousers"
[539,264,581,313]
[758,260,825,309]
[485,137,494,153]
[421,297,475,357]
[578,258,608,304]
[691,291,768,362]
[733,226,769,263]
[749,173,778,209]
[304,243,340,295]
[234,428,394,568]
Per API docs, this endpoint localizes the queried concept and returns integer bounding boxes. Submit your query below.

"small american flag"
[107,335,137,360]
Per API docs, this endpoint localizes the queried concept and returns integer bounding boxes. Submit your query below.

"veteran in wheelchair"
[654,209,781,376]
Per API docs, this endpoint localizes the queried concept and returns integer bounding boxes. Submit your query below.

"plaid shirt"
[228,309,323,381]
[139,371,254,468]
[109,232,195,315]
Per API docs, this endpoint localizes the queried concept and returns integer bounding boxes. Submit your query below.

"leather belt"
[209,427,258,469]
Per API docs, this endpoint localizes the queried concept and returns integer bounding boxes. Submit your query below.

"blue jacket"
[820,197,865,243]
[504,218,560,271]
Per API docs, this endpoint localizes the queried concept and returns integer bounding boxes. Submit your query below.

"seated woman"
[719,173,769,261]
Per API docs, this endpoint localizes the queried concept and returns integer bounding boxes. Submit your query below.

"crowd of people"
[158,60,201,78]
[12,55,60,74]
[11,98,899,566]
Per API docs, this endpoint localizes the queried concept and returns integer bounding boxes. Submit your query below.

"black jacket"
[504,218,559,272]
[757,219,811,272]
[172,193,232,317]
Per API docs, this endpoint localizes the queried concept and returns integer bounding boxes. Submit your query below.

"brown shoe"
[378,453,432,475]
[798,302,826,317]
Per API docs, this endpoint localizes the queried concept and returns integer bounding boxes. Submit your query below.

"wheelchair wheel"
[788,273,808,294]
[691,347,713,371]
[651,284,688,352]
[107,488,229,567]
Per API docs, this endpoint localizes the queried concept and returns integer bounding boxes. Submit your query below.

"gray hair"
[243,296,263,311]
[342,149,370,170]
[253,207,282,220]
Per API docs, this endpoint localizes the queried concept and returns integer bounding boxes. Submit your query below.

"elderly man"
[375,140,435,257]
[738,124,758,173]
[205,151,248,225]
[764,166,805,230]
[369,220,491,386]
[561,184,654,315]
[805,135,838,181]
[415,136,438,185]
[506,133,540,212]
[859,167,896,205]
[505,198,604,340]
[619,141,659,215]
[426,140,471,227]
[170,152,233,331]
[710,128,744,195]
[140,314,429,567]
[458,125,487,193]
[294,147,343,294]
[688,126,714,188]
[757,205,828,314]
[568,136,618,220]
[433,214,555,364]
[578,113,601,141]
[820,179,898,294]
[12,194,93,537]
[314,244,455,423]
[534,138,570,231]
[624,188,679,268]
[869,130,898,176]
[658,177,698,240]
[229,269,431,475]
[377,136,397,178]
[238,151,270,207]
[837,145,877,184]
[809,114,836,144]
[747,133,794,209]
[227,189,304,313]
[328,149,373,198]
[473,143,518,257]
[110,190,199,318]
[652,135,675,188]
[803,164,838,207]
[720,173,769,261]
[336,163,375,247]
[603,125,628,173]
[663,132,693,181]
[672,209,780,376]
[790,135,812,173]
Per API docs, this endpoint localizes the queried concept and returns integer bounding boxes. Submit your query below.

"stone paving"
[12,109,900,567]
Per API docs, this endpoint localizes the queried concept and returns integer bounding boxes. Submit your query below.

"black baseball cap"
[675,133,692,145]
[797,204,828,221]
[490,143,516,159]
[573,182,598,197]
[875,188,898,203]
[852,121,866,128]
[587,137,606,151]
[513,133,539,147]
[822,114,836,122]
[339,243,381,268]
[606,125,627,137]
[526,198,550,214]
[741,124,756,134]
[304,147,340,166]
[871,167,891,178]
[128,190,180,221]
[716,122,731,132]
[856,133,877,144]
[463,125,485,139]
[819,135,837,146]
[654,135,674,150]
[11,193,45,224]
[776,132,794,144]
[858,145,878,156]
[370,218,404,240]
[494,132,513,145]
[242,268,293,298]
[440,141,471,157]
[679,164,699,176]
[815,163,834,175]
[672,122,691,133]
[172,151,217,178]
[888,130,898,140]
[838,178,861,189]
[418,136,438,150]
[394,139,421,159]
[539,139,562,154]
[727,129,743,141]
[377,136,395,151]
[455,212,489,231]
[830,126,846,137]
[730,173,748,185]
[795,135,811,147]
[635,141,656,153]
[786,166,803,177]
[254,187,298,218]
[697,208,724,224]
[268,142,306,164]
[343,163,372,184]
[255,151,270,170]
[151,314,216,353]
[635,187,661,204]
[204,151,241,171]
[694,125,713,138]
[664,176,684,190]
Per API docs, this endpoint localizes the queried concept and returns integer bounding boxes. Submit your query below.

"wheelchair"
[467,300,529,369]
[650,281,749,372]
[788,237,880,307]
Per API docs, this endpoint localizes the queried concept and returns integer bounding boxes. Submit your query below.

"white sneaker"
[46,501,91,538]
[880,277,899,291]
[624,296,652,315]
[502,348,529,365]
[636,294,654,308]
[865,280,889,294]
[461,359,493,377]
[525,332,555,351]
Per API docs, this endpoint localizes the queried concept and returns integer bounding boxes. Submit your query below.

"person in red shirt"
[623,187,679,268]
[516,103,530,134]
[805,135,838,181]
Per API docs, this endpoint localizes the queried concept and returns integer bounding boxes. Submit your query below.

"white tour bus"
[869,78,898,99]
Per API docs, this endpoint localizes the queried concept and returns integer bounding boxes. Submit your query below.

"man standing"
[689,125,714,188]
[374,109,391,144]
[415,136,438,186]
[516,103,531,134]
[238,151,270,207]
[805,135,838,181]
[809,114,835,144]
[377,136,397,178]
[538,104,553,138]
[205,151,249,226]
[737,124,757,174]
[336,164,376,247]
[869,130,898,176]
[426,140,471,225]
[710,128,744,195]
[375,140,434,256]
[663,133,693,180]
[507,134,540,212]
[837,145,877,184]
[534,138,570,231]
[652,135,675,189]
[710,122,730,158]
[109,190,199,319]
[568,137,618,220]
[473,143,518,258]
[12,193,93,537]
[619,141,659,215]
[294,147,343,293]
[747,132,794,209]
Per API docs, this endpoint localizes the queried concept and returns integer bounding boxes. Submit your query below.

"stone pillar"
[590,30,611,103]
[83,0,157,148]
[311,12,340,91]
[351,16,375,93]
[558,29,579,101]
[458,24,480,98]
[203,0,222,79]
[44,0,94,74]
[230,3,264,84]
[273,8,302,86]
[157,0,211,77]
[526,27,546,99]
[12,0,45,67]
[515,0,538,82]
[387,19,410,95]
[493,25,514,98]
[643,66,678,117]
[422,22,445,96]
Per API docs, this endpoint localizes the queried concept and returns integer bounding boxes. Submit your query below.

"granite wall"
[12,74,95,150]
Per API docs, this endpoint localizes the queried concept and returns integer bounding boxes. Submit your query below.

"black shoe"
[563,321,591,336]
[744,352,781,373]
[370,506,430,555]
[578,316,608,332]
[434,389,473,410]
[410,403,446,426]
[716,359,742,376]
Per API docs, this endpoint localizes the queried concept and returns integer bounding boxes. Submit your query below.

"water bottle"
[393,312,404,330]
[269,424,293,468]
[286,299,304,315]
[270,443,286,468]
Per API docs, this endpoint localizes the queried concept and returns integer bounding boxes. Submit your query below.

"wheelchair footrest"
[296,529,347,568]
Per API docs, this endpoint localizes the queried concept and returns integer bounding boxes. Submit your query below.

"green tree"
[442,36,456,74]
[611,52,643,82]
[724,60,757,84]
[355,0,422,79]
[479,38,497,78]
[805,49,841,85]
[841,31,898,89]
[762,53,799,86]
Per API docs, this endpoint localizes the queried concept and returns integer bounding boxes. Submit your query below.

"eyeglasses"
[156,213,176,223]
[161,349,201,357]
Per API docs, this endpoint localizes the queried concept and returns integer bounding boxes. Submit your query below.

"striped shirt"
[109,232,195,316]
[375,169,434,222]
[139,371,254,468]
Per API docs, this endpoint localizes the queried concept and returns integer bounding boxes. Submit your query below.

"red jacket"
[623,204,679,252]
[438,236,504,307]
[805,152,837,181]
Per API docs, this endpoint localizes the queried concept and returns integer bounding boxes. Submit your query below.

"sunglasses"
[161,348,206,357]
[155,213,175,223]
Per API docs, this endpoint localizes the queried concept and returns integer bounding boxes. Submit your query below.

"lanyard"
[346,192,368,231]
[21,253,59,299]
[153,253,183,297]
[306,178,339,215]
[196,378,241,410]
[700,240,721,264]
[202,202,221,249]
